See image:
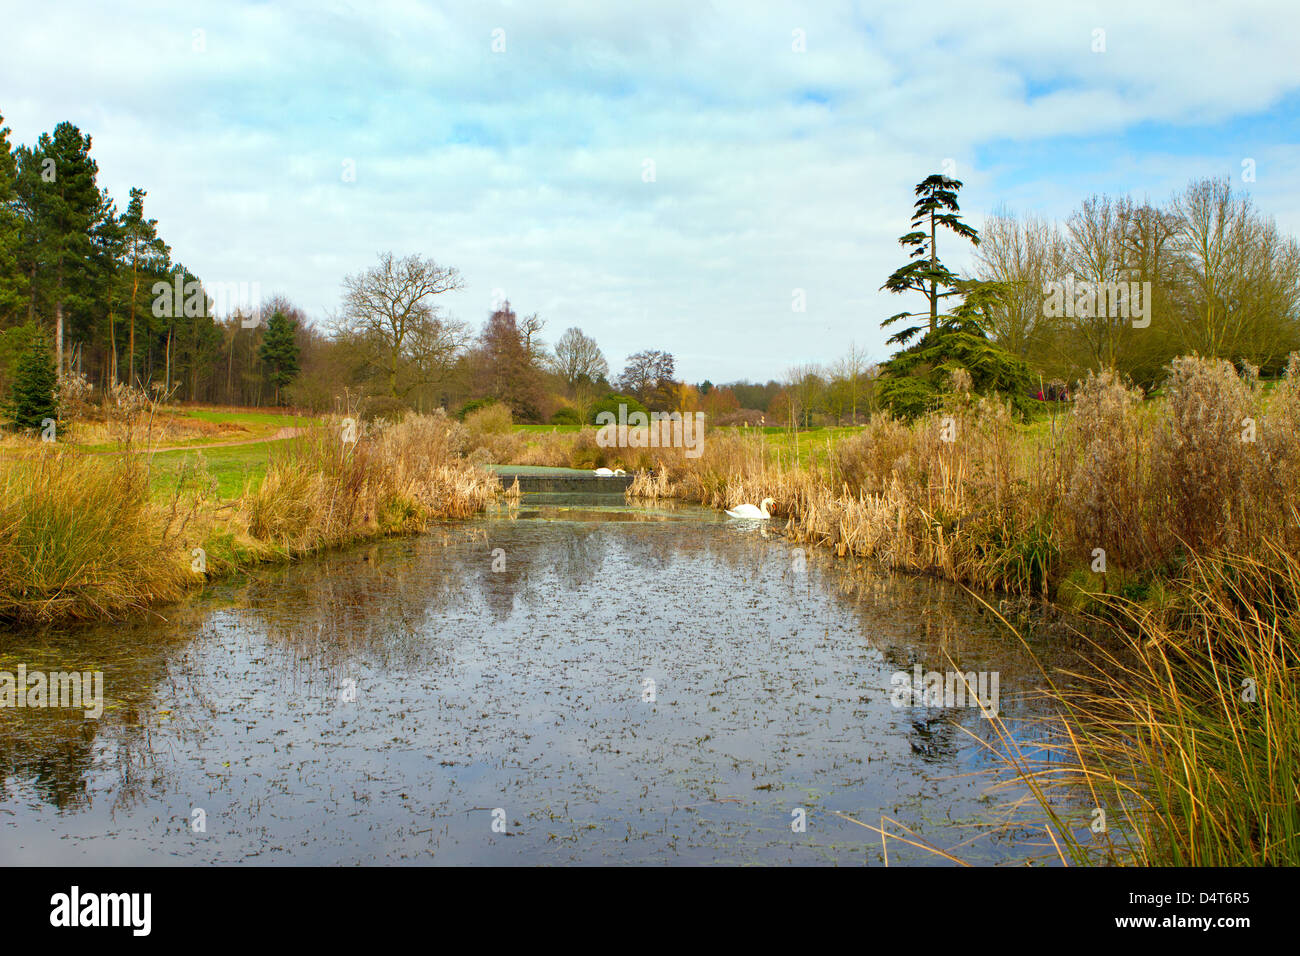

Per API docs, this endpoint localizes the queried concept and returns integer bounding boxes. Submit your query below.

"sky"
[3,0,1299,383]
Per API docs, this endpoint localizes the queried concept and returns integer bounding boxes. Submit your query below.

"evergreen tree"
[877,280,1035,419]
[258,309,300,404]
[88,189,124,384]
[6,335,59,431]
[14,123,107,378]
[0,113,25,325]
[119,187,168,386]
[880,174,979,346]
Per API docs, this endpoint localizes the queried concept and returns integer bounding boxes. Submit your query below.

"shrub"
[358,394,408,424]
[455,398,494,420]
[550,407,583,426]
[464,402,513,436]
[5,335,59,433]
[587,393,647,425]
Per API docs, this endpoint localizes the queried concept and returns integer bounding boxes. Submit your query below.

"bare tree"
[1061,194,1136,371]
[785,363,826,428]
[973,207,1063,359]
[551,327,608,393]
[1168,178,1300,366]
[616,349,676,407]
[333,252,468,400]
[519,312,546,363]
[827,342,873,423]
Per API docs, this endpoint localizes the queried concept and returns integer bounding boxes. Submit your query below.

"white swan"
[594,467,627,476]
[726,497,775,519]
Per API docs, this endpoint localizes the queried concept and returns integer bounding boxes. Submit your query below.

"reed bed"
[223,412,499,562]
[0,448,190,622]
[620,356,1300,600]
[0,411,500,623]
[626,354,1300,867]
[972,543,1300,866]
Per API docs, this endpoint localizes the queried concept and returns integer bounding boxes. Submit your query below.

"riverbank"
[4,356,1296,865]
[0,412,500,624]
[601,356,1300,866]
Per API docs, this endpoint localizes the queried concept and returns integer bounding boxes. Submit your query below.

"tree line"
[972,178,1300,388]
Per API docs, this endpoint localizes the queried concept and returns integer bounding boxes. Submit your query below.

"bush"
[455,398,495,421]
[550,407,583,426]
[5,335,59,433]
[464,402,513,436]
[587,393,648,425]
[358,394,408,424]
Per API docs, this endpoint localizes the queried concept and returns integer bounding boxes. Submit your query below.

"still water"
[0,494,1073,865]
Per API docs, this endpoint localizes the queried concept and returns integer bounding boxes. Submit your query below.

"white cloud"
[2,0,1298,381]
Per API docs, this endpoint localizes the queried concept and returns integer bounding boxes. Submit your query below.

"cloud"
[3,0,1298,382]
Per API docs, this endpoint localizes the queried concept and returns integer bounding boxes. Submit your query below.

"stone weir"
[491,466,634,495]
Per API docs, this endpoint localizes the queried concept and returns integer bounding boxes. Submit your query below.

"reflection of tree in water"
[824,559,1081,771]
[550,525,606,590]
[239,536,472,695]
[0,622,192,811]
[0,715,97,810]
[0,508,1083,821]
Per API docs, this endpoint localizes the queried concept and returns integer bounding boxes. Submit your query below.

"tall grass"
[977,543,1299,866]
[617,355,1300,600]
[237,412,499,557]
[0,449,189,622]
[1,411,500,623]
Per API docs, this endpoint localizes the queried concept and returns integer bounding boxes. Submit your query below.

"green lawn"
[514,423,582,434]
[145,440,291,500]
[181,407,311,429]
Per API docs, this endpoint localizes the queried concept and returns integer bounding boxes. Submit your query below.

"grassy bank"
[0,411,500,624]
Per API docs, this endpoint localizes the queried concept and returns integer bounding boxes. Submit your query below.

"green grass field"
[146,441,288,500]
[67,406,322,500]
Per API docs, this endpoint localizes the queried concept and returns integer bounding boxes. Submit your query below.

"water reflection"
[0,497,1080,865]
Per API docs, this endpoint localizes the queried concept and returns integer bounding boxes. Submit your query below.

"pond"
[0,491,1076,865]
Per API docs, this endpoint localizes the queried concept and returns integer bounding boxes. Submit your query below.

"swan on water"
[726,497,774,519]
[594,467,627,476]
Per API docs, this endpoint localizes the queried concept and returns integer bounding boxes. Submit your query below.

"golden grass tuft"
[0,446,190,622]
[1,410,500,623]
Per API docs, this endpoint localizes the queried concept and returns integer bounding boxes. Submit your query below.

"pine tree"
[119,187,169,386]
[877,280,1035,420]
[14,123,107,379]
[0,113,25,325]
[880,174,979,346]
[6,335,59,432]
[258,309,300,404]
